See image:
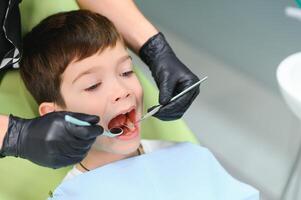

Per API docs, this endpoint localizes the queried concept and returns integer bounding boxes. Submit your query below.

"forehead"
[62,41,128,82]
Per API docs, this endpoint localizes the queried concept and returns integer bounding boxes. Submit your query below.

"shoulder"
[140,139,177,153]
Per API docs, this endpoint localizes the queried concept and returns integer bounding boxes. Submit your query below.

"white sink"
[277,52,301,120]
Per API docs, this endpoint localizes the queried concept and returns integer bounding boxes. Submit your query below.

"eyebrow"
[72,55,132,84]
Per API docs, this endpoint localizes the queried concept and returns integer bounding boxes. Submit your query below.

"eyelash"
[121,70,134,77]
[85,82,101,92]
[84,71,134,92]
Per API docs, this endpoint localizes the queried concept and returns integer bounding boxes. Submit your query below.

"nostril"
[114,93,130,102]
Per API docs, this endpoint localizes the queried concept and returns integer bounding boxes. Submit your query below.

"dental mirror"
[64,115,123,137]
[107,127,123,135]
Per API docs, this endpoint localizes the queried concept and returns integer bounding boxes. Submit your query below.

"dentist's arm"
[76,0,158,53]
[0,115,9,152]
[77,0,200,121]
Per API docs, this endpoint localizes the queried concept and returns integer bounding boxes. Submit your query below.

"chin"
[92,135,141,155]
[112,138,141,155]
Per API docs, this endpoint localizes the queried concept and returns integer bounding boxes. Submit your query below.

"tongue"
[108,113,135,130]
[108,114,126,129]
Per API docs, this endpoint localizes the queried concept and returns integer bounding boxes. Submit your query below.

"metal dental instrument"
[136,76,208,124]
[64,115,123,137]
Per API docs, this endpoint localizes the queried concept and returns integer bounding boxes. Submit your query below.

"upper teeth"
[126,118,135,131]
[123,109,132,115]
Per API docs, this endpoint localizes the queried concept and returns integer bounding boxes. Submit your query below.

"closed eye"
[85,82,101,92]
[121,70,134,77]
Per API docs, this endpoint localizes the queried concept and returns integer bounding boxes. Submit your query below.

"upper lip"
[105,105,136,129]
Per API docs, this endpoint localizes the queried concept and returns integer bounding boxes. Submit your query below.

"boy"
[20,10,175,179]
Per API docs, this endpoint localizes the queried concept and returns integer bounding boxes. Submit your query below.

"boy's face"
[40,41,143,155]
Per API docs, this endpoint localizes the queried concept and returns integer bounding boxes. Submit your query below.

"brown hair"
[20,10,122,107]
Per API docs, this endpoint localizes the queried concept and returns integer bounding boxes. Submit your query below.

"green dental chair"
[0,1,198,199]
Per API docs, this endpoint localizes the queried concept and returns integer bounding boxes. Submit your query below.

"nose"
[114,93,130,102]
[111,82,132,103]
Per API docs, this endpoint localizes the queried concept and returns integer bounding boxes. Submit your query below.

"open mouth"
[108,108,138,137]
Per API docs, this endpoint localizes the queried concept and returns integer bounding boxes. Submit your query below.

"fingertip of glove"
[159,95,172,105]
[87,124,104,137]
[85,115,100,124]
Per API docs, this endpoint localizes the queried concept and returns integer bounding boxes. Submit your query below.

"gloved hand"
[139,32,200,121]
[0,111,103,168]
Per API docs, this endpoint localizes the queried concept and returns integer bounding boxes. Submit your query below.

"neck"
[76,148,138,172]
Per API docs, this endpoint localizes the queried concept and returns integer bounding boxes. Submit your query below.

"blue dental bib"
[49,143,259,200]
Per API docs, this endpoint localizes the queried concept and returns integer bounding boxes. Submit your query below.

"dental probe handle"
[65,115,122,137]
[169,76,207,102]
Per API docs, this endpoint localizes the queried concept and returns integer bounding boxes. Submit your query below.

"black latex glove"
[139,32,200,121]
[0,111,103,168]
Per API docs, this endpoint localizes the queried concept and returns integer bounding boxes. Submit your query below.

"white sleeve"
[141,139,177,153]
[62,166,84,182]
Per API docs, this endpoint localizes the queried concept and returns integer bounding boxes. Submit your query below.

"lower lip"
[116,125,139,141]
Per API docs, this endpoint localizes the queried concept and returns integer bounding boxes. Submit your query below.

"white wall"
[134,1,301,199]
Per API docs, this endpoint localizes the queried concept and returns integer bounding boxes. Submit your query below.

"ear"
[39,102,56,116]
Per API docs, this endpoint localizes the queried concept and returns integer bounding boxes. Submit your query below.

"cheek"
[131,77,143,102]
[60,87,107,120]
